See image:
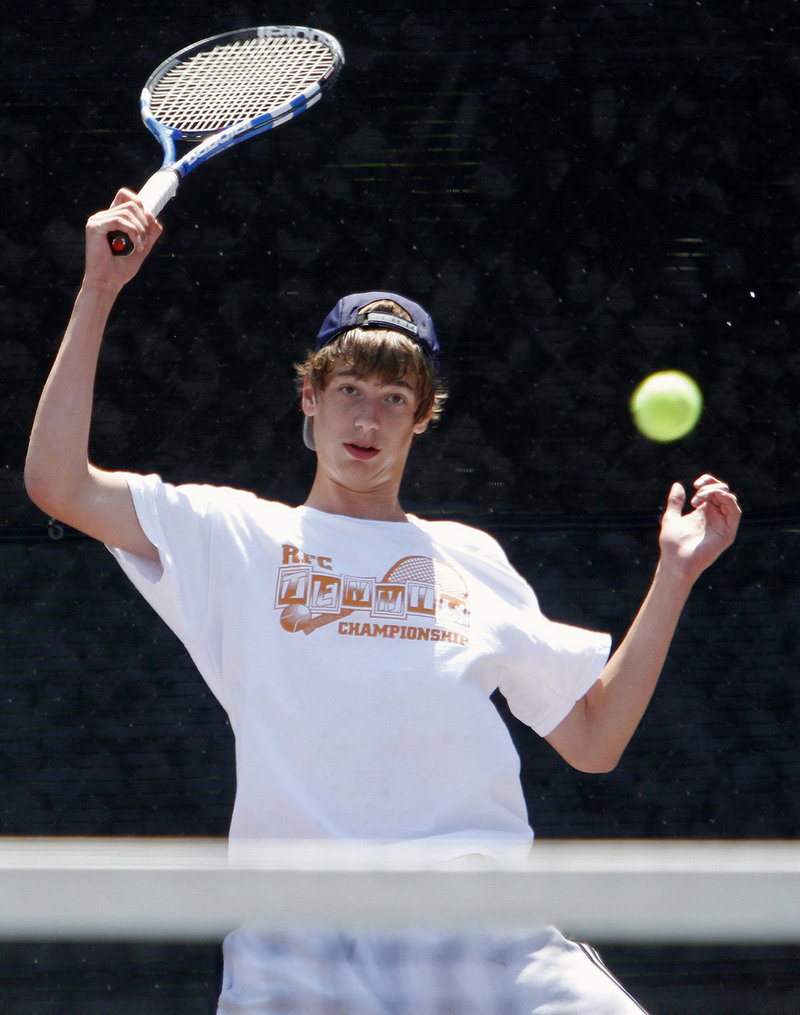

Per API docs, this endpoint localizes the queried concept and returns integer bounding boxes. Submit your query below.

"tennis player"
[26,191,741,1014]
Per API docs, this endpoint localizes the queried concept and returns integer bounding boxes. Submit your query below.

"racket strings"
[150,36,336,133]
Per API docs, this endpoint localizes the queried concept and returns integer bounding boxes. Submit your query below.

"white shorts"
[216,924,648,1014]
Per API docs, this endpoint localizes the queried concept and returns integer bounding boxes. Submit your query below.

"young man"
[26,191,740,1014]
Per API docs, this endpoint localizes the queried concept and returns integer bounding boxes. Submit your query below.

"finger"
[87,205,152,253]
[693,474,730,492]
[145,211,164,240]
[691,482,739,508]
[690,475,738,507]
[692,489,742,531]
[691,483,727,504]
[663,482,686,517]
[713,490,742,518]
[111,187,139,208]
[88,203,146,234]
[101,191,150,231]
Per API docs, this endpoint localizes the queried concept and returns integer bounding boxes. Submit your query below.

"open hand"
[658,474,741,585]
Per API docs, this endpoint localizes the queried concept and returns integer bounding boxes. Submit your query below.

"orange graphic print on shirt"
[275,543,470,644]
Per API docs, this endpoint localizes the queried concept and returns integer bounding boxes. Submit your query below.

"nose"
[354,396,381,433]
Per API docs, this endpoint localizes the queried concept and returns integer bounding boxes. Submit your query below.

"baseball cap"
[304,291,439,451]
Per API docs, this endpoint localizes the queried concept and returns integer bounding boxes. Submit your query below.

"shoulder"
[413,515,504,550]
[121,472,296,523]
[411,515,512,566]
[410,515,539,608]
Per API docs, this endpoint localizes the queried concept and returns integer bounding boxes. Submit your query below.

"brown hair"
[295,299,448,423]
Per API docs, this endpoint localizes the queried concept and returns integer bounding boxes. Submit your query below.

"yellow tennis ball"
[630,370,703,442]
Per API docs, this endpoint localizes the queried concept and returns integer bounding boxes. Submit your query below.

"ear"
[412,410,432,437]
[301,376,316,417]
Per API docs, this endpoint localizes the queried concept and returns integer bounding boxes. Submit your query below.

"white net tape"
[2,838,799,943]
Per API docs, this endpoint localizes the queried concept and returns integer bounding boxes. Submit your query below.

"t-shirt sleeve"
[497,609,611,737]
[465,527,612,737]
[105,472,225,701]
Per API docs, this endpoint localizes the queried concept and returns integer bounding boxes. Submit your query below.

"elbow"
[24,456,69,520]
[547,688,634,774]
[24,460,51,513]
[573,752,622,775]
[563,736,625,774]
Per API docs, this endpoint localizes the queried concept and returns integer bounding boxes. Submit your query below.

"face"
[302,363,431,500]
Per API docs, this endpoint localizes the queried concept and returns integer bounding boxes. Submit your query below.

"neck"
[304,475,408,522]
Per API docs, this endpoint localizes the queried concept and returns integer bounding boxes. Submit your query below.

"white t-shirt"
[108,474,610,859]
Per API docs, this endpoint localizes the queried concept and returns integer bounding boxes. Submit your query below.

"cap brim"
[303,415,316,452]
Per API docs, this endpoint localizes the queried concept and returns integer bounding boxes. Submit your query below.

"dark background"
[2,0,799,1011]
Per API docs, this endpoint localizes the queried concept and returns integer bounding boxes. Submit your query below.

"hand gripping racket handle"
[108,170,180,256]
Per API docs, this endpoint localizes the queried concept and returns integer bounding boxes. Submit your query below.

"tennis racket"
[108,25,344,255]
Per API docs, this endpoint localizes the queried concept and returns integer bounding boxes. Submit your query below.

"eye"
[389,385,416,406]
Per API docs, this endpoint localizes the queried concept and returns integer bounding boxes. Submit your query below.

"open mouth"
[345,442,379,460]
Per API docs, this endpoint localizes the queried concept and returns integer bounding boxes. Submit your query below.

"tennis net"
[1,836,798,944]
[2,837,800,1014]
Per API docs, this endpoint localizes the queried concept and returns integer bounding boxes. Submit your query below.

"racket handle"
[108,169,180,256]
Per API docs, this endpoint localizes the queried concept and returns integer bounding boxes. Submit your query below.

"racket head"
[108,26,342,256]
[139,25,344,164]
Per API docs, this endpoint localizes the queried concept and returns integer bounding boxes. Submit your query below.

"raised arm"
[25,190,163,560]
[546,475,741,773]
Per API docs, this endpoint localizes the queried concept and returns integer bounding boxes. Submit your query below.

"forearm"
[579,560,693,771]
[25,281,120,516]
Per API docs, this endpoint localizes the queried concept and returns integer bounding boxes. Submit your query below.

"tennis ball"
[630,370,703,442]
[280,603,312,632]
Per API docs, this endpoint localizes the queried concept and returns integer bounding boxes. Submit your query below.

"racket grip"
[108,170,180,256]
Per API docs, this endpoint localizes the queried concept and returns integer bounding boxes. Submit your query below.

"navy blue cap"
[314,291,439,359]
